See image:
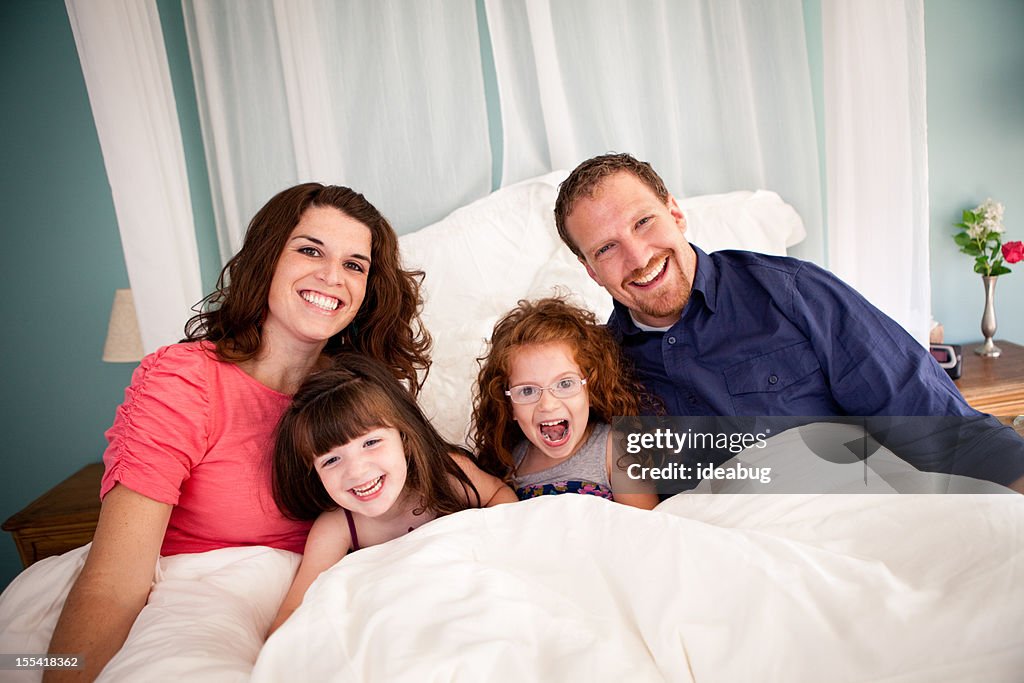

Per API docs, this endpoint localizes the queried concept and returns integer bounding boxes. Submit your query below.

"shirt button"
[688,395,698,405]
[667,336,676,344]
[768,374,779,385]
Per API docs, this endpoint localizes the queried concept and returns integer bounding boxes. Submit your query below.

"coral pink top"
[101,342,311,555]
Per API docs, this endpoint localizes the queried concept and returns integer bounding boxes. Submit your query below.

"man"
[555,152,1024,492]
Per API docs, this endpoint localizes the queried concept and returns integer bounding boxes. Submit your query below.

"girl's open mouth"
[539,419,571,447]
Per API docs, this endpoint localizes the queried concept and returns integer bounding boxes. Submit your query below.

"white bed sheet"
[0,546,298,682]
[2,490,1021,682]
[251,493,1024,682]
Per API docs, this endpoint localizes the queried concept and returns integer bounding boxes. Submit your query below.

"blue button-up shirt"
[606,246,1024,485]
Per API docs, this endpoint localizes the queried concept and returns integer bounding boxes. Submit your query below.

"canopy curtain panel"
[483,0,825,265]
[65,0,203,352]
[182,0,493,254]
[823,0,931,344]
[67,0,931,345]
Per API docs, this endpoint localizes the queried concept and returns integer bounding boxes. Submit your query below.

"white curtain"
[182,0,492,256]
[823,0,930,345]
[65,0,203,353]
[484,0,825,264]
[67,0,930,345]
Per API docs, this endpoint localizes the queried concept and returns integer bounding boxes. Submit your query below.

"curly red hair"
[470,297,647,481]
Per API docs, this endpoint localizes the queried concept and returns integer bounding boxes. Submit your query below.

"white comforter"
[3,492,1022,682]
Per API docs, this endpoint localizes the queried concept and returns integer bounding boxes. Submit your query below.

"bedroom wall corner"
[0,0,135,590]
[926,0,1024,345]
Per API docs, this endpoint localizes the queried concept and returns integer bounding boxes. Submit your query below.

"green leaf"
[960,244,982,256]
[962,209,975,223]
[991,265,1011,276]
[974,262,989,275]
[954,232,974,246]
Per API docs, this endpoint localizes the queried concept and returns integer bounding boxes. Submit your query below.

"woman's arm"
[45,484,172,683]
[451,453,518,506]
[267,510,350,636]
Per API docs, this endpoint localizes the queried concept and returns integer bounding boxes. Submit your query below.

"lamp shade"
[103,289,144,362]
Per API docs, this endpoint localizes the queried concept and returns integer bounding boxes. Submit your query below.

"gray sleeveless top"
[512,422,613,500]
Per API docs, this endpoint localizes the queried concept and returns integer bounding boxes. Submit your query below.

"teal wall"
[0,0,137,588]
[802,0,829,265]
[801,0,1023,345]
[926,0,1024,346]
[475,0,503,191]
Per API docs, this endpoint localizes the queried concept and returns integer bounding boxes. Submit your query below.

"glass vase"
[974,275,1001,357]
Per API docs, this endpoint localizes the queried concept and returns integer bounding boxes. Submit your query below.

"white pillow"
[399,172,806,445]
[681,189,806,255]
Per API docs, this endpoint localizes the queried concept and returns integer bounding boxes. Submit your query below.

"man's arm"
[786,261,1024,489]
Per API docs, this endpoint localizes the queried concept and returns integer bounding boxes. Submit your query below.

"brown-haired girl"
[472,297,658,509]
[269,353,515,634]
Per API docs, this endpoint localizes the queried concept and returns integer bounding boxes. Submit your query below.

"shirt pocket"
[723,341,822,397]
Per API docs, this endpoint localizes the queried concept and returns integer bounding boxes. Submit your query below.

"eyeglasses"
[505,376,587,404]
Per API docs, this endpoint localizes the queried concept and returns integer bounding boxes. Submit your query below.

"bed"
[1,174,1021,682]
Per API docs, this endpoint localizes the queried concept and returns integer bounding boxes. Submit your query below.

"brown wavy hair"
[554,152,670,259]
[184,183,431,393]
[272,353,480,521]
[470,297,648,480]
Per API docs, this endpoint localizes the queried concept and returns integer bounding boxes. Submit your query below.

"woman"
[46,184,430,681]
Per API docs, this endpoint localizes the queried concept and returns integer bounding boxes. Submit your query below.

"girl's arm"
[606,439,660,510]
[45,484,172,683]
[450,453,518,506]
[267,510,351,636]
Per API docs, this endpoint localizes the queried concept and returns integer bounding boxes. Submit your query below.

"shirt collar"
[690,245,718,314]
[606,244,717,337]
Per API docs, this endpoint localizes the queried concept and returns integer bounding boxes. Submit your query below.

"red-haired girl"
[472,297,658,509]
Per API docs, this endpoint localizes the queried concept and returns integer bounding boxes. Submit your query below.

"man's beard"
[624,251,692,322]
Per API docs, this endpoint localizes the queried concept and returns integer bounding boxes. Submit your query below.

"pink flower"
[1003,241,1024,264]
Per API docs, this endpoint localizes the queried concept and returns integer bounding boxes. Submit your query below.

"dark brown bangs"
[288,378,397,466]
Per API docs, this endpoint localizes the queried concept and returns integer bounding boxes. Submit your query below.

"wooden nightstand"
[954,339,1024,433]
[2,463,102,568]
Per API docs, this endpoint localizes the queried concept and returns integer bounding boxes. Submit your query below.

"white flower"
[977,198,1005,235]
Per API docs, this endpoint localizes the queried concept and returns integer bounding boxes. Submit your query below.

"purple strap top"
[343,508,361,551]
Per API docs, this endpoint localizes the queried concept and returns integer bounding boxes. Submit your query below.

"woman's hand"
[45,484,171,682]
